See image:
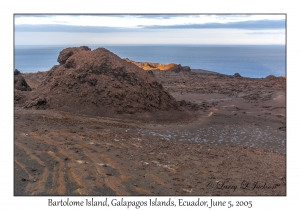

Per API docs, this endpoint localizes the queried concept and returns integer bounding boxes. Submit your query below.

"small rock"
[182,188,192,193]
[233,73,242,78]
[278,126,286,131]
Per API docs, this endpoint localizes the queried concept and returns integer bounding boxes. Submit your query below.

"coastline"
[21,68,285,78]
[14,44,286,78]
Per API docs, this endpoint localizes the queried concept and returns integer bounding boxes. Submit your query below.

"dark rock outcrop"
[233,73,242,78]
[169,64,191,73]
[57,46,91,65]
[14,70,32,91]
[14,69,21,75]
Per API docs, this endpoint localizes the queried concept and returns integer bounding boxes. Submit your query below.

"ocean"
[14,45,286,78]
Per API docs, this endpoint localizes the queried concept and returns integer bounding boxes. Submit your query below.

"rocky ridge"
[124,58,191,73]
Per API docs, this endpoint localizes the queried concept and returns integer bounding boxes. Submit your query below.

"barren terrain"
[14,48,286,196]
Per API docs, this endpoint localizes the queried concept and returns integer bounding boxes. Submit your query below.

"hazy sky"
[14,14,286,45]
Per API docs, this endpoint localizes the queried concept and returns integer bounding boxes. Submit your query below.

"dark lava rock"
[170,65,191,73]
[14,69,21,75]
[233,73,242,78]
[57,46,91,65]
[278,126,286,131]
[25,97,47,109]
[14,70,32,91]
[265,75,277,80]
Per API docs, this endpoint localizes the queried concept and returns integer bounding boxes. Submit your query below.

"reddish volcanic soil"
[14,47,286,196]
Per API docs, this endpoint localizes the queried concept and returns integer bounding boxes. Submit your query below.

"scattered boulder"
[25,97,47,109]
[26,47,180,115]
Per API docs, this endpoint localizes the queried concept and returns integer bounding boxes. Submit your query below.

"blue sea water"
[14,45,286,78]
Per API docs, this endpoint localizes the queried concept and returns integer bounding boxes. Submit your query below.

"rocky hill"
[25,46,180,116]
